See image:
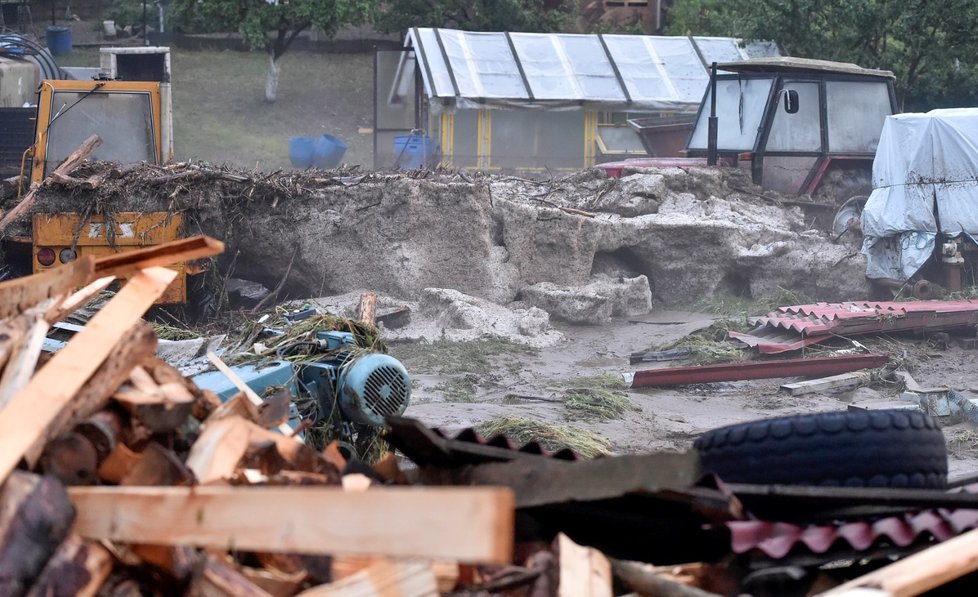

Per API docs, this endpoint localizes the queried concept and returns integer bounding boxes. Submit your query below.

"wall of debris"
[14,162,869,315]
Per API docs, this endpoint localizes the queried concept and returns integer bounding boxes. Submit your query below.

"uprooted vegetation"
[478,416,613,458]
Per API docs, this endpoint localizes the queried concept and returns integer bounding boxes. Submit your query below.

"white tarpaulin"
[861,108,978,280]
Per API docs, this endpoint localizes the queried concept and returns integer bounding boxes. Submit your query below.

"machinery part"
[912,278,939,300]
[338,353,410,426]
[694,409,947,488]
[831,195,867,237]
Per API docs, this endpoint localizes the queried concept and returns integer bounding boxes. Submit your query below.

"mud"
[11,162,868,316]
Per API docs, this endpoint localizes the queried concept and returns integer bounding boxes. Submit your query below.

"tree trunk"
[265,52,281,103]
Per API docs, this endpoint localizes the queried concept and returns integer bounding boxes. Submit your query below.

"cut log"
[69,485,515,563]
[97,443,143,484]
[185,416,254,484]
[206,392,261,425]
[0,134,102,234]
[120,442,194,487]
[73,410,124,464]
[38,432,100,486]
[356,292,377,326]
[0,471,76,597]
[297,560,438,597]
[819,525,978,596]
[24,534,112,597]
[555,533,612,597]
[0,256,94,321]
[94,235,225,279]
[23,319,158,468]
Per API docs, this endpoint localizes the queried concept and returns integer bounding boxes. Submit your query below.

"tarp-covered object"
[861,108,978,280]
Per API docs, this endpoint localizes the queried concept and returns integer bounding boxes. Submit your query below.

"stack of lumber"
[0,236,520,596]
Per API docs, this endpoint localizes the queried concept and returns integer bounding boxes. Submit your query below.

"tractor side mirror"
[783,89,799,114]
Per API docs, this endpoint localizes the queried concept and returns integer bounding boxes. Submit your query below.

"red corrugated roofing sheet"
[729,300,978,354]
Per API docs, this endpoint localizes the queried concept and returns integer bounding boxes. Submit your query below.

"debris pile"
[8,160,868,321]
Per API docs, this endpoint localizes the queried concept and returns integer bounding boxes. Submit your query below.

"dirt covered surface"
[9,160,978,481]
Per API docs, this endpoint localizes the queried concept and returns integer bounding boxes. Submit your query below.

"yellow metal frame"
[584,110,598,167]
[476,109,492,170]
[439,112,455,167]
[32,212,186,303]
[32,80,163,186]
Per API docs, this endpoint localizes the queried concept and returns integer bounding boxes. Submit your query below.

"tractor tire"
[694,409,947,488]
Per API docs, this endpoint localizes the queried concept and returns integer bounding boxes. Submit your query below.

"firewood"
[38,432,100,486]
[331,557,459,593]
[24,534,112,597]
[356,292,377,326]
[0,471,76,596]
[256,388,291,429]
[128,543,199,582]
[190,555,273,597]
[611,559,722,597]
[96,443,142,484]
[120,442,194,487]
[22,319,158,468]
[239,566,306,597]
[73,410,124,465]
[0,135,102,234]
[185,416,253,483]
[555,533,612,597]
[205,352,295,437]
[205,392,261,425]
[297,560,438,597]
[0,256,94,321]
[94,236,225,279]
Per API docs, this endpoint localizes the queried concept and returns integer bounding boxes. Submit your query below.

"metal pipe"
[707,61,718,166]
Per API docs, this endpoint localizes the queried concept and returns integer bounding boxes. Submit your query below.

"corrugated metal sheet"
[727,484,978,559]
[729,300,978,354]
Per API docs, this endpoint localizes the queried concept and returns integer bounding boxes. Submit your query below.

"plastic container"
[314,134,347,169]
[393,134,435,169]
[45,26,72,56]
[288,136,316,168]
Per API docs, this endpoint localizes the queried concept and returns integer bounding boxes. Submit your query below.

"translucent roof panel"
[406,28,779,110]
[602,35,675,103]
[413,28,454,98]
[438,30,528,99]
[694,37,748,66]
[510,33,625,102]
[650,36,709,103]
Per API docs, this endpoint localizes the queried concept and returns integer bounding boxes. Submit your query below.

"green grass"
[478,416,612,458]
[692,288,812,319]
[562,374,628,391]
[563,388,635,421]
[392,339,538,376]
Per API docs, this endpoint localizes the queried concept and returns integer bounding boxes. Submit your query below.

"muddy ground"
[9,160,978,482]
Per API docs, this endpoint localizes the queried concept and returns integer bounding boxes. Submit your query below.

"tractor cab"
[686,57,897,197]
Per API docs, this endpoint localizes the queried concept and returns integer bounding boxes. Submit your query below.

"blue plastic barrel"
[314,134,347,169]
[45,26,72,56]
[288,136,316,168]
[393,134,435,169]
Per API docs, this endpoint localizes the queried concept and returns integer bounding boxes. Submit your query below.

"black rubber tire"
[693,409,948,488]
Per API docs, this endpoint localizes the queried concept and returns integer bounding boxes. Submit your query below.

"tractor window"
[826,81,892,152]
[45,92,156,174]
[765,81,821,152]
[688,77,773,151]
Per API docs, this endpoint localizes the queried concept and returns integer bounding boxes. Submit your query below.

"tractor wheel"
[694,409,947,488]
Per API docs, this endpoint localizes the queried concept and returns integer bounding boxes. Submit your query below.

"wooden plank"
[94,235,225,279]
[781,371,873,396]
[0,134,102,234]
[44,275,115,324]
[331,557,458,593]
[205,351,296,438]
[556,533,612,597]
[0,256,94,320]
[819,525,978,596]
[193,555,274,597]
[297,561,438,597]
[0,300,57,409]
[69,486,515,564]
[0,267,176,481]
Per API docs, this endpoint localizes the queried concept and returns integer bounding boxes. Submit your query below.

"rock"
[225,278,270,307]
[520,275,652,324]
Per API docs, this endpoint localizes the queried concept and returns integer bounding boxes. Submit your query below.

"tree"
[374,0,572,34]
[172,0,374,102]
[665,0,978,111]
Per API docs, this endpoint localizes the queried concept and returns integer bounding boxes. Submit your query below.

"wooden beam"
[0,135,102,234]
[297,561,438,597]
[69,486,515,564]
[0,267,176,481]
[0,256,94,320]
[781,371,872,396]
[556,533,612,597]
[94,235,225,279]
[820,526,978,596]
